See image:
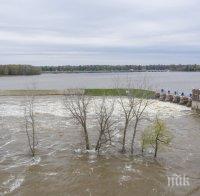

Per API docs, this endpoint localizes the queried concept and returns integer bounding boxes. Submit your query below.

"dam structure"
[155,89,192,107]
[192,89,200,112]
[155,88,200,114]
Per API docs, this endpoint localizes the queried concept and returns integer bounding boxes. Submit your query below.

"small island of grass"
[0,88,155,98]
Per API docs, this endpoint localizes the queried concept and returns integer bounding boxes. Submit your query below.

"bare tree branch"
[63,93,91,150]
[95,97,116,153]
[24,95,37,157]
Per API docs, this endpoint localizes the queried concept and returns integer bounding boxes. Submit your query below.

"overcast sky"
[0,0,200,65]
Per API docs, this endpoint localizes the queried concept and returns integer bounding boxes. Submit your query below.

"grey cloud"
[0,0,200,65]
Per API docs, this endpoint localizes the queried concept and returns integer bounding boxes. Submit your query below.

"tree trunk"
[131,120,138,154]
[32,120,35,157]
[95,132,103,151]
[154,138,158,158]
[121,124,128,153]
[141,141,144,156]
[83,124,90,150]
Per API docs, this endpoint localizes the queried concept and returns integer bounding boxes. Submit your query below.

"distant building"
[192,89,200,112]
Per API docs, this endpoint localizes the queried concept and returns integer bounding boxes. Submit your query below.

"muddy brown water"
[0,96,200,196]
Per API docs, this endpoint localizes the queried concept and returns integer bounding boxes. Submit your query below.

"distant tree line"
[41,64,200,73]
[1,64,200,75]
[0,65,41,75]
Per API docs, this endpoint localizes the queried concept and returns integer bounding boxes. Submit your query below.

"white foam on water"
[119,175,132,185]
[2,175,15,186]
[0,140,15,149]
[46,172,57,176]
[0,156,6,163]
[2,175,25,195]
[3,156,41,172]
[74,148,82,154]
[86,149,96,154]
[31,156,41,165]
[124,164,141,174]
[0,97,190,119]
[9,177,24,193]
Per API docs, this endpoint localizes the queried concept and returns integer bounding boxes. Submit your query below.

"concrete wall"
[192,101,200,112]
[192,89,200,112]
[192,89,200,101]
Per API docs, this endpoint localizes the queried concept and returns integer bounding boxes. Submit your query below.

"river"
[0,96,200,195]
[0,72,200,94]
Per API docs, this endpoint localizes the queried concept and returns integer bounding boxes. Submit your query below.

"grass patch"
[0,89,155,98]
[0,90,66,96]
[84,89,155,98]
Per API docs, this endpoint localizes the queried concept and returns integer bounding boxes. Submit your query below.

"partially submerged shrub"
[141,118,172,157]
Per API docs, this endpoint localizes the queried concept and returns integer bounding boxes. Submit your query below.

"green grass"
[0,89,155,98]
[0,90,65,96]
[84,89,155,98]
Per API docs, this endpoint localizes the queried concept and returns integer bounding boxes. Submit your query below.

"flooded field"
[0,96,200,196]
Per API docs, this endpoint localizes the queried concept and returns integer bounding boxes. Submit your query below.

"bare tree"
[95,97,116,153]
[24,95,38,157]
[115,76,153,154]
[118,92,136,153]
[130,94,150,154]
[63,93,91,150]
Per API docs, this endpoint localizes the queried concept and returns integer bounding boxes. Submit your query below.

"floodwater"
[0,72,200,93]
[0,96,200,196]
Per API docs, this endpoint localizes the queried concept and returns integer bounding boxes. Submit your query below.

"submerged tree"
[141,117,172,158]
[24,95,38,157]
[64,93,91,150]
[95,97,116,153]
[118,91,136,153]
[115,77,153,154]
[151,118,172,157]
[130,93,150,154]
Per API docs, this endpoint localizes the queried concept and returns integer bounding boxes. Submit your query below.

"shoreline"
[0,89,83,96]
[0,89,155,97]
[1,70,200,77]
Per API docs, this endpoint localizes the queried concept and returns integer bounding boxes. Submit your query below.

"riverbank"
[0,89,83,96]
[0,89,155,98]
